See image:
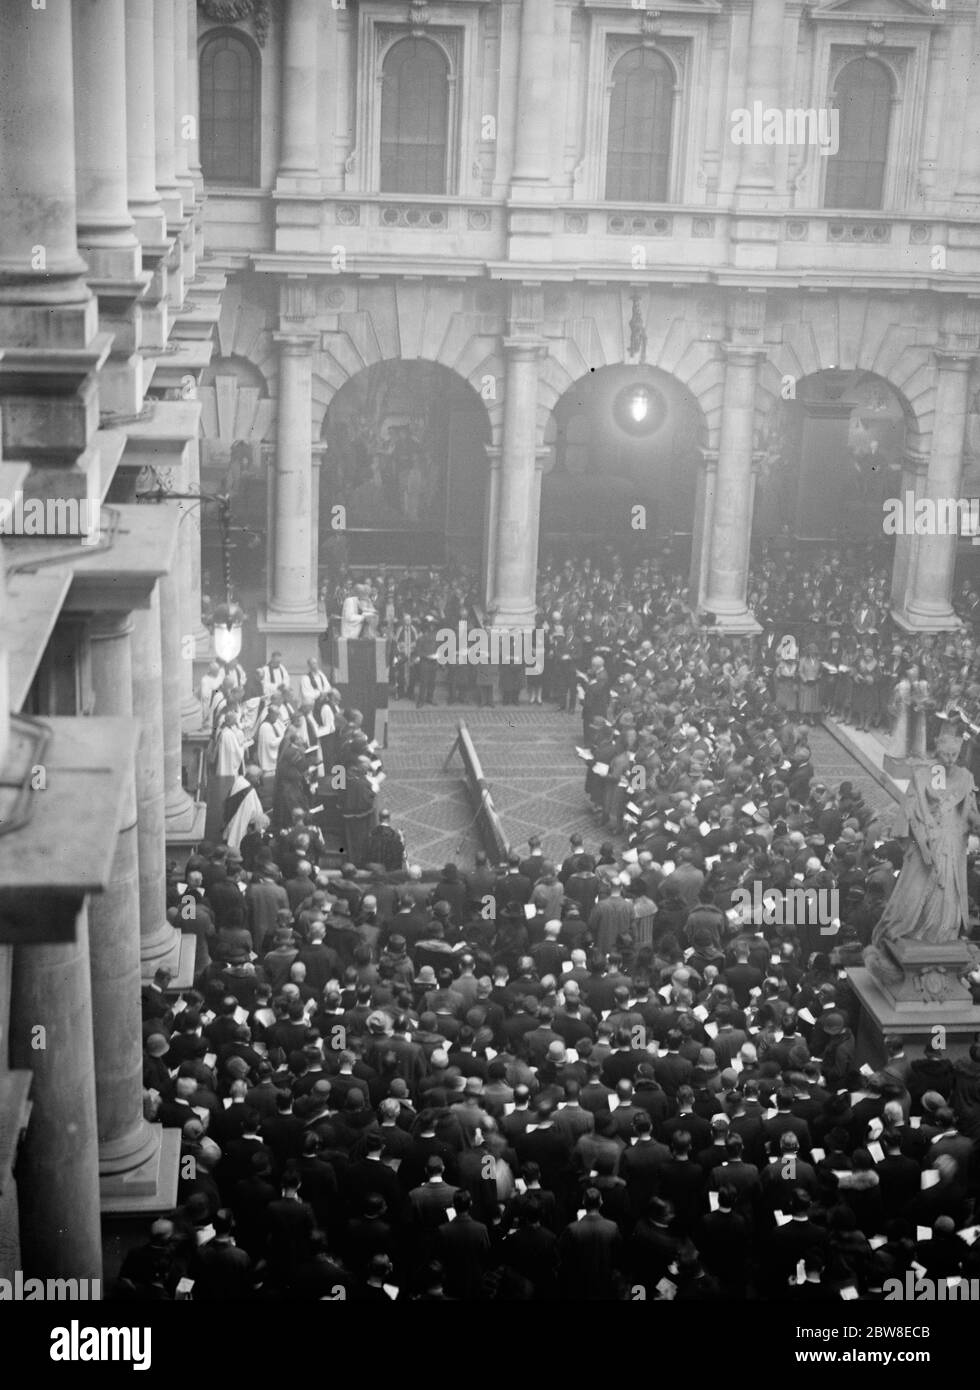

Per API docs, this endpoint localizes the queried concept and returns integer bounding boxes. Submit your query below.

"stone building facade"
[195,0,980,649]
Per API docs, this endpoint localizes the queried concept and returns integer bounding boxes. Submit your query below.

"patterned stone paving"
[382,699,900,869]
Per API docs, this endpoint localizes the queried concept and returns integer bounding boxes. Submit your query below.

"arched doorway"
[757,369,911,544]
[541,364,705,562]
[320,360,491,568]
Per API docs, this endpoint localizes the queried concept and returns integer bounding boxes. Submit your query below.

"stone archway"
[757,368,915,543]
[540,363,707,562]
[319,358,492,569]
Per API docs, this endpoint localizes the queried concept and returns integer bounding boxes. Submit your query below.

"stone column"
[268,336,319,620]
[132,585,183,976]
[955,7,980,209]
[161,565,206,834]
[482,449,503,609]
[492,341,545,629]
[735,0,786,203]
[889,452,929,616]
[11,906,102,1283]
[278,0,321,192]
[173,0,192,195]
[154,0,183,223]
[73,0,139,265]
[126,0,166,241]
[0,0,90,305]
[0,0,99,506]
[895,352,974,631]
[701,347,763,632]
[185,0,204,197]
[172,0,197,281]
[260,335,323,678]
[511,0,554,191]
[689,450,719,605]
[73,0,146,417]
[87,614,162,1196]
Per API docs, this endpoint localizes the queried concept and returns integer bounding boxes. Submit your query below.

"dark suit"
[557,1211,622,1299]
[437,1213,492,1299]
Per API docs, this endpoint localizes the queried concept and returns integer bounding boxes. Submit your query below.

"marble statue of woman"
[868,730,980,950]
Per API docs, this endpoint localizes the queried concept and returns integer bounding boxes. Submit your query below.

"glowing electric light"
[629,386,650,423]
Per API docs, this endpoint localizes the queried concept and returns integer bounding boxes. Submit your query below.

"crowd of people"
[199,648,392,862]
[317,545,980,751]
[127,808,980,1301]
[120,542,980,1301]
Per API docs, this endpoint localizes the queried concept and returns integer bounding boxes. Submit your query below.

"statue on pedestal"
[864,731,980,1000]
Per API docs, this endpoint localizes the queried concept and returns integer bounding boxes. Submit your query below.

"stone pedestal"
[849,963,980,1066]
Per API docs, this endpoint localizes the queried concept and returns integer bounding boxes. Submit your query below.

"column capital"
[87,612,136,643]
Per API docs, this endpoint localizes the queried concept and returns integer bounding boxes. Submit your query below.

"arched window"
[380,38,449,195]
[824,58,892,210]
[200,31,260,186]
[605,48,673,203]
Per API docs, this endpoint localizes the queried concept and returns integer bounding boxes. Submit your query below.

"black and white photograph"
[2,0,980,1359]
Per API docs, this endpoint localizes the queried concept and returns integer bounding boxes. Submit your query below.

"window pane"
[200,35,259,185]
[606,48,673,203]
[824,58,891,210]
[380,38,449,195]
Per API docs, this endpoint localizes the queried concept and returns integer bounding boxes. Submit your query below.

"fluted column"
[11,907,102,1283]
[510,0,554,193]
[153,0,183,223]
[268,336,319,620]
[0,0,90,305]
[492,341,545,629]
[701,346,763,632]
[278,0,321,192]
[895,352,975,631]
[735,0,786,204]
[87,614,162,1195]
[132,585,183,976]
[126,0,167,242]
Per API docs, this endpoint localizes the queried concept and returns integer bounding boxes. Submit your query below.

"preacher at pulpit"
[869,731,980,951]
[340,583,378,639]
